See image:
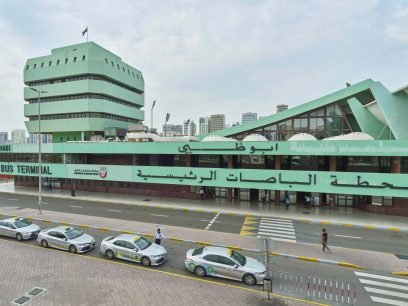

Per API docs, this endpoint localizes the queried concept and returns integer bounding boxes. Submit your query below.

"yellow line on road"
[196,241,212,246]
[363,225,376,229]
[121,230,134,235]
[387,227,400,232]
[78,224,90,228]
[98,227,110,232]
[341,223,353,227]
[0,238,328,306]
[338,262,364,269]
[392,272,408,276]
[298,256,319,263]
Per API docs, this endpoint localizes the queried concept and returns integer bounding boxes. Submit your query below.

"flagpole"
[87,27,88,42]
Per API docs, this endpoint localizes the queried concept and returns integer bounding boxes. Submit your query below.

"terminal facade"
[0,42,407,216]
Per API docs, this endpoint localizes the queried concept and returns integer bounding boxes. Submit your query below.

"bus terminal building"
[1,42,408,216]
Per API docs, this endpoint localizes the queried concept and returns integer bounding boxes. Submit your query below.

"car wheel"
[16,233,23,241]
[69,245,77,254]
[105,250,115,259]
[194,266,206,277]
[243,274,257,285]
[41,239,48,248]
[141,257,151,267]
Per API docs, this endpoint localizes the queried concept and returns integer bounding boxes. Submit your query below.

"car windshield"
[65,229,83,239]
[134,237,152,250]
[230,250,246,266]
[192,247,204,256]
[14,219,32,228]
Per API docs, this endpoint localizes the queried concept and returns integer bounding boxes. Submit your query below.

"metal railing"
[270,271,357,305]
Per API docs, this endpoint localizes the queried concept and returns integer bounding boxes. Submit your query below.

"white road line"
[8,199,18,201]
[256,235,296,243]
[205,213,221,230]
[259,224,295,231]
[360,279,408,291]
[260,219,293,225]
[107,209,122,213]
[150,214,168,218]
[365,287,408,299]
[70,205,83,208]
[261,217,292,222]
[371,296,408,306]
[355,272,408,284]
[257,231,296,239]
[257,228,296,236]
[259,223,294,229]
[334,234,362,239]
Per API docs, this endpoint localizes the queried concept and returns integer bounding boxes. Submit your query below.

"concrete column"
[185,154,192,167]
[227,155,233,202]
[81,131,84,141]
[391,156,401,173]
[329,156,336,209]
[275,155,281,205]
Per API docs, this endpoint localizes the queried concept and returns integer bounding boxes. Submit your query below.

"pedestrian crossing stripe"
[243,216,259,225]
[240,216,260,237]
[355,271,408,306]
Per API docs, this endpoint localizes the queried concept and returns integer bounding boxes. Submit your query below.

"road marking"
[8,198,18,201]
[200,220,221,223]
[107,209,122,213]
[355,272,408,284]
[257,231,296,239]
[70,205,83,208]
[0,238,329,306]
[257,217,297,242]
[371,296,408,306]
[333,234,362,239]
[150,214,168,218]
[365,287,408,299]
[259,223,295,230]
[360,279,408,291]
[205,213,221,230]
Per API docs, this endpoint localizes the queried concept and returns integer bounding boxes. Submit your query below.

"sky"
[0,0,408,134]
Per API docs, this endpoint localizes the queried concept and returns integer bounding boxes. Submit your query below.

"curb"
[2,212,366,271]
[2,189,407,233]
[392,272,408,277]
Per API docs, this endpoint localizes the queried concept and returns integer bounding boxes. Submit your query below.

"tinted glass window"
[134,237,151,250]
[56,232,67,239]
[218,256,236,266]
[48,231,57,237]
[113,240,125,247]
[124,241,136,250]
[192,247,204,256]
[66,229,83,239]
[14,219,32,228]
[203,255,220,263]
[0,222,6,226]
[7,222,15,229]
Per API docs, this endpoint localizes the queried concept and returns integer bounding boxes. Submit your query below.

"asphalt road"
[1,193,408,255]
[0,217,379,306]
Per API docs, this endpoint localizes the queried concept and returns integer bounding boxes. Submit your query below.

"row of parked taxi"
[0,217,267,285]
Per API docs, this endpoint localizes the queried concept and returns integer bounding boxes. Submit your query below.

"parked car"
[37,226,95,254]
[185,246,266,285]
[100,234,167,266]
[0,217,40,240]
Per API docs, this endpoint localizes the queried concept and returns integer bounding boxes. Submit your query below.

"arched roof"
[202,135,236,142]
[287,133,317,141]
[242,134,268,142]
[323,132,374,141]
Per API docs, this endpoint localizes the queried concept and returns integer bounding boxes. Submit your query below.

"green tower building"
[23,42,144,142]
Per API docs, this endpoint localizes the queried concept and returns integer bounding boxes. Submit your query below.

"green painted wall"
[3,140,408,156]
[1,162,408,198]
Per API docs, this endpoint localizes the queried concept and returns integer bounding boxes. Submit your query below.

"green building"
[24,42,144,142]
[0,42,408,217]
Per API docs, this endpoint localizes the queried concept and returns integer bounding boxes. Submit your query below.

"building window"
[111,61,114,67]
[73,57,77,62]
[41,62,44,68]
[128,69,130,74]
[56,60,60,65]
[26,65,29,70]
[132,72,135,77]
[117,64,120,70]
[65,58,68,64]
[82,55,86,61]
[123,67,125,72]
[372,196,393,207]
[33,64,36,69]
[105,58,108,64]
[48,61,52,66]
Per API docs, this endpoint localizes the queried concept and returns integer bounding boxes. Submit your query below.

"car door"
[55,232,69,250]
[218,256,242,280]
[46,231,59,248]
[202,255,226,278]
[124,241,140,262]
[0,221,9,237]
[5,222,17,238]
[113,240,132,261]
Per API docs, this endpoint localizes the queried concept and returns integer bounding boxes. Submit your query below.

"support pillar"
[275,155,281,205]
[329,156,337,209]
[391,156,401,173]
[227,155,233,202]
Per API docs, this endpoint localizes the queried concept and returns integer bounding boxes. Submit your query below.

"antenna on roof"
[346,82,351,87]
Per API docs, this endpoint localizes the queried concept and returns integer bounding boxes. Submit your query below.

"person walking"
[311,196,316,211]
[200,187,204,200]
[261,194,267,207]
[322,228,330,252]
[154,228,165,245]
[305,195,311,209]
[285,194,290,210]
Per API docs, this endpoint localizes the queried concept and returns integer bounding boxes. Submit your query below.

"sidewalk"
[1,181,408,231]
[0,206,406,273]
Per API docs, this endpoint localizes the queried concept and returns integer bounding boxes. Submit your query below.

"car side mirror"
[234,264,238,269]
[63,238,67,241]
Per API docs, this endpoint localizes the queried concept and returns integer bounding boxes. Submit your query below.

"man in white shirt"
[154,228,165,245]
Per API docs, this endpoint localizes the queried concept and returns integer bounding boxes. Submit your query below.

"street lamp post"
[150,100,156,131]
[164,113,170,137]
[29,87,47,215]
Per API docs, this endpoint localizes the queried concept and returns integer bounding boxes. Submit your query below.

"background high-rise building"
[162,124,183,136]
[276,104,288,113]
[232,121,240,127]
[183,120,196,136]
[242,112,257,124]
[209,114,225,132]
[199,117,210,135]
[24,41,144,143]
[28,133,53,144]
[12,129,26,144]
[0,132,8,144]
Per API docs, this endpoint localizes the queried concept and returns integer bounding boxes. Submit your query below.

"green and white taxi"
[185,246,266,285]
[100,234,167,266]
